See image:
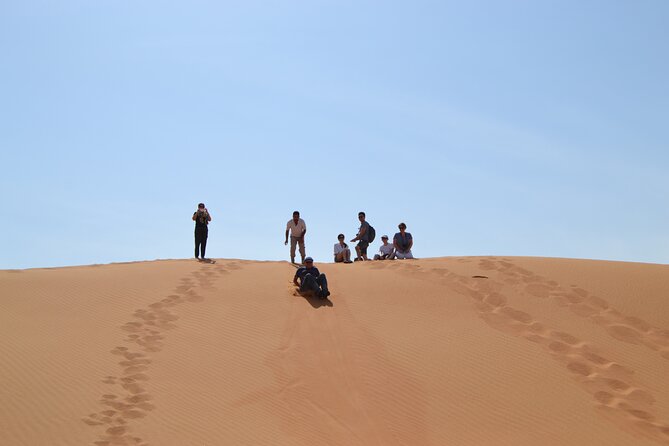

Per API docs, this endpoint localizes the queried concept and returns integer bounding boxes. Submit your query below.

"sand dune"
[1,256,668,445]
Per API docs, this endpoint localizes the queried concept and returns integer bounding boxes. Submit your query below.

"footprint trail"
[82,261,236,446]
[390,259,669,445]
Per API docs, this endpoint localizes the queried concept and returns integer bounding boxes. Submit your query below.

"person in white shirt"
[284,211,307,264]
[333,234,353,263]
[373,235,395,260]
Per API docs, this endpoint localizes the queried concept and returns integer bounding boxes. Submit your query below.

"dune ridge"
[0,256,668,445]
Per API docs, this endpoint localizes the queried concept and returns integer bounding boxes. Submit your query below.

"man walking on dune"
[284,211,307,264]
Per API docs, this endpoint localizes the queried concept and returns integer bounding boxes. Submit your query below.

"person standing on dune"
[350,211,375,261]
[284,210,307,264]
[192,203,212,260]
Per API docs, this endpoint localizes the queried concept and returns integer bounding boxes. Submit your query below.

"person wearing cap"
[192,203,212,260]
[373,235,395,260]
[391,222,414,259]
[333,234,353,263]
[350,211,371,261]
[284,210,307,264]
[293,257,330,299]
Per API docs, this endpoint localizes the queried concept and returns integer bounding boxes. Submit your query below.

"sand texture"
[1,256,669,445]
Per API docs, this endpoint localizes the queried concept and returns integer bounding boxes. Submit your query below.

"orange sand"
[1,256,668,445]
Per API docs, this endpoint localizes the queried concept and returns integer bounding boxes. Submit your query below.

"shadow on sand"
[294,288,333,308]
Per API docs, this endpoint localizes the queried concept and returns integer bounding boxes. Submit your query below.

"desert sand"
[1,256,668,446]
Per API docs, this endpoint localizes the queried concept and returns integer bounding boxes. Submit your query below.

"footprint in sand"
[87,263,233,445]
[480,259,669,361]
[446,269,669,443]
[524,283,552,298]
[90,263,230,439]
[606,324,644,345]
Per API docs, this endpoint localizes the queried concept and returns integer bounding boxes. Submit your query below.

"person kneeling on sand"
[373,235,395,260]
[294,257,331,299]
[334,234,353,263]
[391,223,414,259]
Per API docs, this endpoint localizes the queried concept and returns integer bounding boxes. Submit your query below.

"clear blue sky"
[1,1,667,269]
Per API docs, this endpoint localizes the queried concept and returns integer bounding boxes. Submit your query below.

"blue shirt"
[294,266,320,283]
[393,232,412,251]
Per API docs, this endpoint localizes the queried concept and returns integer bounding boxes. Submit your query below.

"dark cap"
[198,203,205,208]
[304,257,313,263]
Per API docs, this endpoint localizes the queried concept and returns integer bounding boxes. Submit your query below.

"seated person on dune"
[391,223,414,259]
[334,234,353,263]
[373,235,395,260]
[293,257,330,299]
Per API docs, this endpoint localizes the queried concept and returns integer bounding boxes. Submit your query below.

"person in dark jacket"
[192,203,212,260]
[293,257,330,299]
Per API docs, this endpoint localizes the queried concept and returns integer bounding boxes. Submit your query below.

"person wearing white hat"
[373,235,395,260]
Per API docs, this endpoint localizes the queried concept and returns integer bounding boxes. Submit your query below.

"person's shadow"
[293,288,333,308]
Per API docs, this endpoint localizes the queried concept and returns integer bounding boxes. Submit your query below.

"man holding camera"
[192,203,212,260]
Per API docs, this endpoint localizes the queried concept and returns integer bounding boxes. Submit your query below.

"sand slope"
[1,257,668,445]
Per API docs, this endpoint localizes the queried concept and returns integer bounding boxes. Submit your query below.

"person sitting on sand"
[334,234,353,263]
[373,235,395,260]
[294,257,330,299]
[391,223,414,259]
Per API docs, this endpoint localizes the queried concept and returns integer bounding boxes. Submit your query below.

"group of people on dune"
[285,210,414,264]
[286,210,414,300]
[192,205,414,300]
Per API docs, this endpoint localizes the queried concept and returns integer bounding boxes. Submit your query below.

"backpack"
[366,224,376,243]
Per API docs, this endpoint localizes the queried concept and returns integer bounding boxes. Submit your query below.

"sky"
[1,0,668,269]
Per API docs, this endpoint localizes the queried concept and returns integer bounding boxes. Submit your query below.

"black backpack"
[366,224,376,243]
